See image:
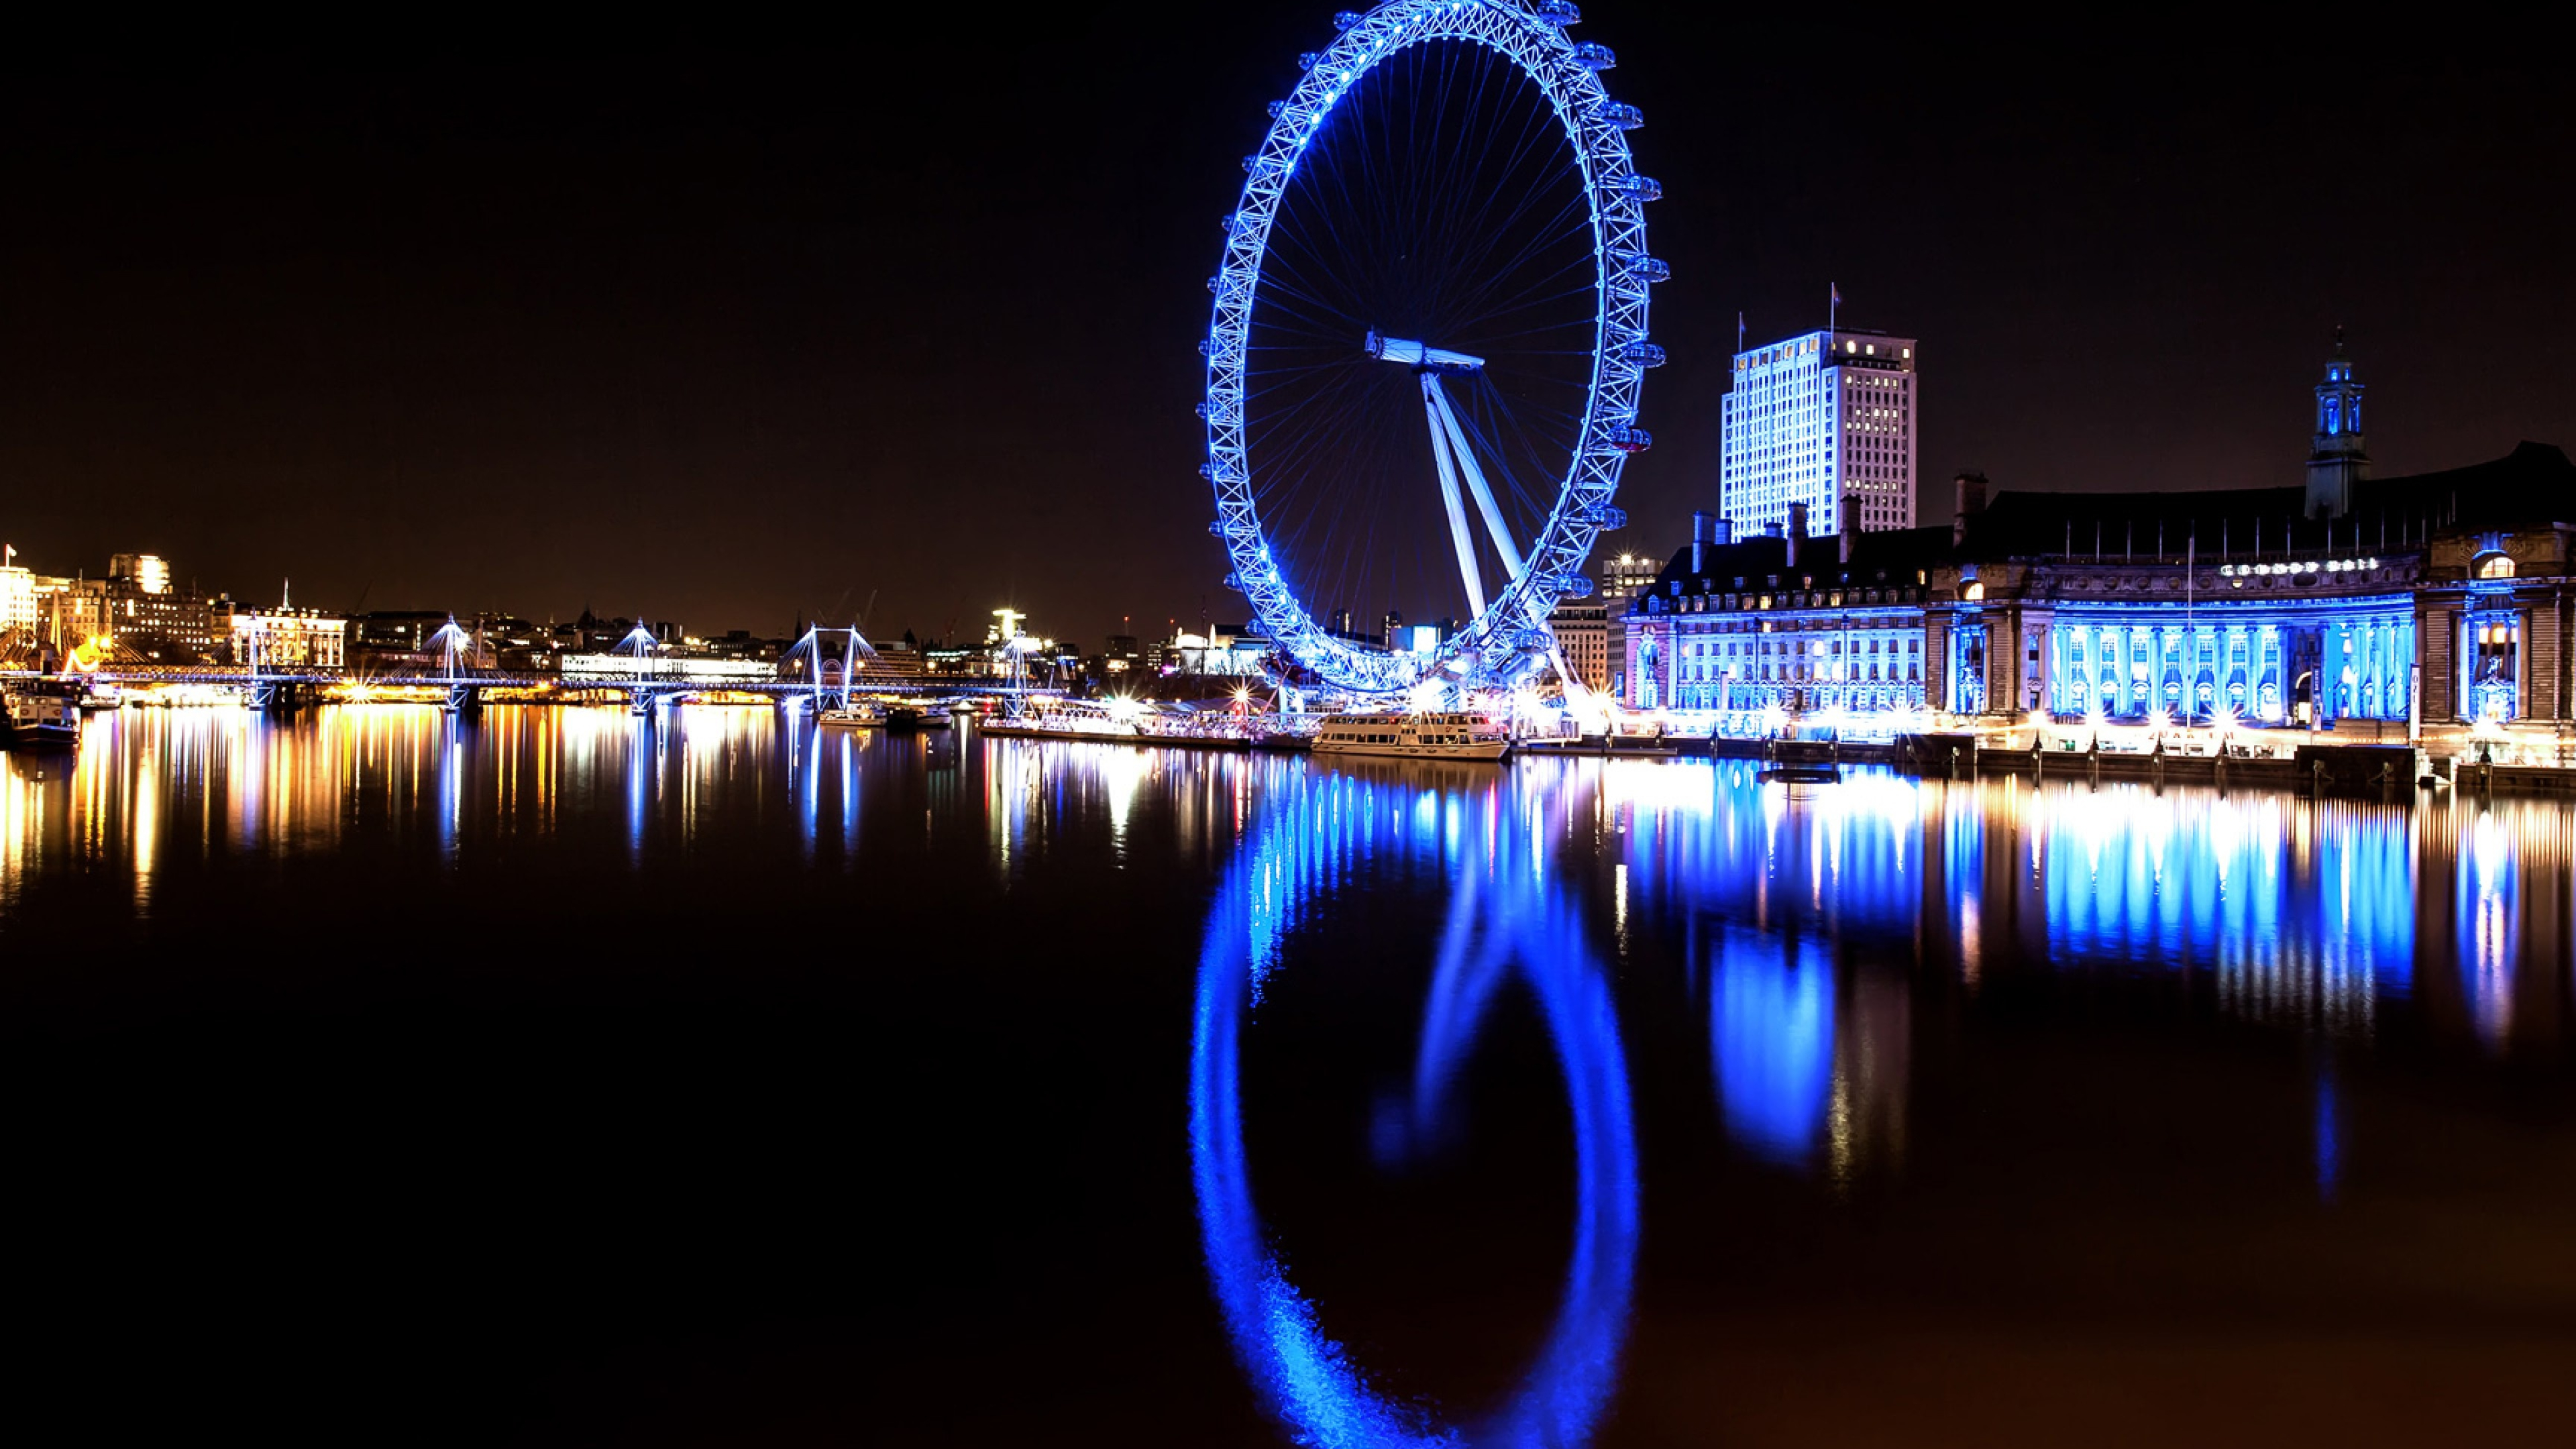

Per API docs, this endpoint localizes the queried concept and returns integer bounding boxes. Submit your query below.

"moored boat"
[1310,710,1509,761]
[3,688,83,749]
[818,705,883,729]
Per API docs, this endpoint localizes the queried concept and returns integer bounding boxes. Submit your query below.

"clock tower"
[2306,330,2368,519]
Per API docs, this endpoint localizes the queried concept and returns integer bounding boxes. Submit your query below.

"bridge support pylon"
[443,683,484,716]
[249,679,303,713]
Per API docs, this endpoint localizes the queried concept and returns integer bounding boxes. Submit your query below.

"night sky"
[3,14,2569,646]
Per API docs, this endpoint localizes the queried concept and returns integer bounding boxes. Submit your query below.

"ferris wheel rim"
[1202,0,1656,696]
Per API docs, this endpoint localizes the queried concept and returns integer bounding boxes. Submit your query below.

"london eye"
[1201,0,1661,696]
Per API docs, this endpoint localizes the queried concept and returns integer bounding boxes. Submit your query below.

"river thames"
[2,705,2570,1444]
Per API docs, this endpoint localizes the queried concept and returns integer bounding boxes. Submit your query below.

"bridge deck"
[2,666,1053,699]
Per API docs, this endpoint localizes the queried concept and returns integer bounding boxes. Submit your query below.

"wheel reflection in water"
[1189,767,1637,1447]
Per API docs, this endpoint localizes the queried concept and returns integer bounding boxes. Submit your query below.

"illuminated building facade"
[1630,339,2576,749]
[109,553,172,596]
[1721,327,1917,538]
[1594,549,1661,693]
[0,563,34,635]
[1173,623,1270,676]
[31,554,223,661]
[1624,505,1943,714]
[1548,598,1610,692]
[225,605,347,667]
[346,610,462,670]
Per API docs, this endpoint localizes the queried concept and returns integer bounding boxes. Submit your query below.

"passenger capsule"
[1607,425,1653,453]
[1619,174,1663,203]
[1560,575,1598,598]
[1299,51,1321,71]
[1532,0,1582,26]
[1621,340,1668,367]
[1593,100,1644,130]
[1333,9,1362,28]
[1612,250,1670,283]
[1570,42,1615,70]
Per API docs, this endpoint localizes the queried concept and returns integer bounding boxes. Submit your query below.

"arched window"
[2476,553,2516,580]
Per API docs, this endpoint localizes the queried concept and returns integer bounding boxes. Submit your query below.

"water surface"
[3,705,2569,1444]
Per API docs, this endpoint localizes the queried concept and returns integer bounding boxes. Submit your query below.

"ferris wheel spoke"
[1444,197,1597,325]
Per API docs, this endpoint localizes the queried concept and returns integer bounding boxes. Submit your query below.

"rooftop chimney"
[1952,470,1989,547]
[1690,509,1711,574]
[1840,494,1860,564]
[1788,502,1810,539]
[1710,517,1735,546]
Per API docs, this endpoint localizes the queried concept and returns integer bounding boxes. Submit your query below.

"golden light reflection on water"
[0,703,873,911]
[7,715,2576,1063]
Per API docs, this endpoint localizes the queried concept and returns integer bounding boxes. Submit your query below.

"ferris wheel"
[1201,0,1660,696]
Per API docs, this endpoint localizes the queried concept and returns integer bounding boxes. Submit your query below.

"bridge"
[7,621,1057,718]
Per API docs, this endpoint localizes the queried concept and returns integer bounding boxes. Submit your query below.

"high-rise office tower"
[1719,328,1918,536]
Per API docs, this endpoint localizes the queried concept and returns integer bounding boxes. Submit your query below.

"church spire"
[2306,328,2368,519]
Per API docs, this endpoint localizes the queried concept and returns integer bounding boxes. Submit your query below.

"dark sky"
[4,13,2569,646]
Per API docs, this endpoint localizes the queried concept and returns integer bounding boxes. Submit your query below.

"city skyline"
[1,16,2569,645]
[7,11,2576,1442]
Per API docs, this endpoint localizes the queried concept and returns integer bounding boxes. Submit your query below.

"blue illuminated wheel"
[1201,0,1660,695]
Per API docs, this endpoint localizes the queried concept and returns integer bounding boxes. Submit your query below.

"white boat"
[817,705,882,729]
[4,689,83,749]
[1311,710,1510,762]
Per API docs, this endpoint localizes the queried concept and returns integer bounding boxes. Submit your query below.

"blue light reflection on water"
[1191,767,1638,1449]
[1187,761,2576,1433]
[1621,770,2426,1047]
[2459,810,2522,1051]
[1709,926,1835,1165]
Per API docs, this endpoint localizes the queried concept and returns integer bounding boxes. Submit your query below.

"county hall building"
[1624,338,2576,753]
